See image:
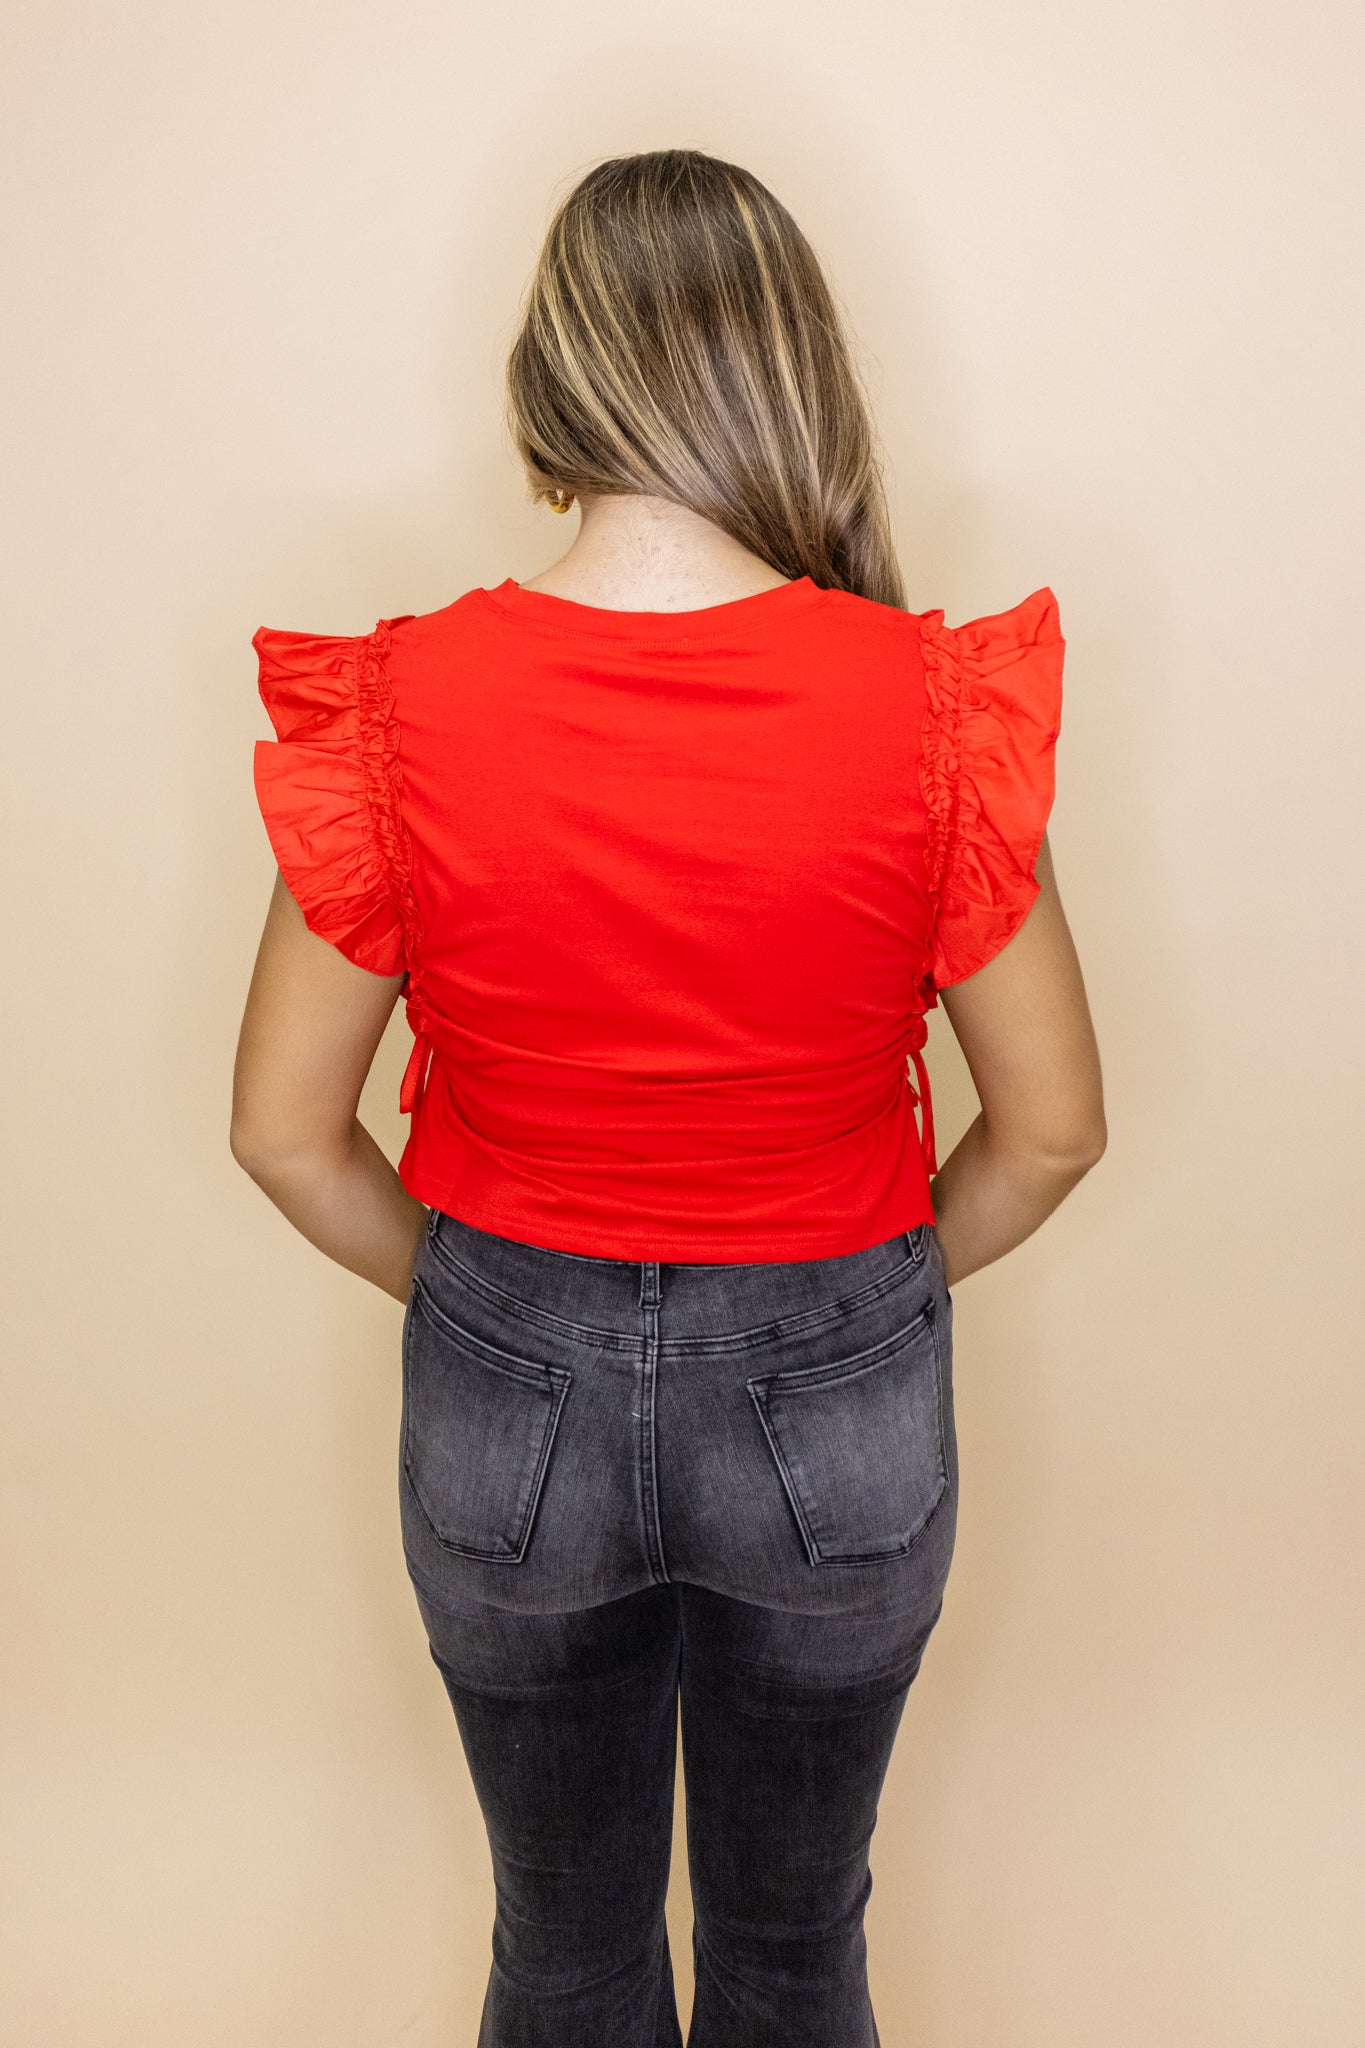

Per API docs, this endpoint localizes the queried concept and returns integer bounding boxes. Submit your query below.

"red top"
[252,575,1063,1261]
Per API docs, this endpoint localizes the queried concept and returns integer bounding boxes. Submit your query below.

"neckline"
[478,573,825,644]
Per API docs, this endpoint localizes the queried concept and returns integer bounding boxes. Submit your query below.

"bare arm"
[929,832,1106,1288]
[230,872,429,1303]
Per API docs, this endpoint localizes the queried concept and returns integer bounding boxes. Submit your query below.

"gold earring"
[548,487,575,515]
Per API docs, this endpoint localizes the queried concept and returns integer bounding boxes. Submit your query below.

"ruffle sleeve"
[251,618,416,977]
[918,587,1064,990]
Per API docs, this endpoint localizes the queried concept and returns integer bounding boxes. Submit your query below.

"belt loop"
[639,1261,660,1309]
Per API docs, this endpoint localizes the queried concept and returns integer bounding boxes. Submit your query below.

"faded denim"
[400,1209,958,2047]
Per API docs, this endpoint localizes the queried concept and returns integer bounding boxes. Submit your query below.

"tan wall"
[4,3,1361,2042]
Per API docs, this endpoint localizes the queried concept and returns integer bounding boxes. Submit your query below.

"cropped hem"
[399,1163,937,1264]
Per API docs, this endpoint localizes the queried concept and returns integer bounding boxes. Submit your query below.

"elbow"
[230,1111,349,1186]
[1072,1124,1108,1176]
[1039,1113,1108,1178]
[229,1119,276,1183]
[993,1110,1107,1182]
[230,1112,300,1184]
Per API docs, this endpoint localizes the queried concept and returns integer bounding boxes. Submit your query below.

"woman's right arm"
[928,832,1107,1288]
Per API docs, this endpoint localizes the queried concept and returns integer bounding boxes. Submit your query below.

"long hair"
[505,150,906,609]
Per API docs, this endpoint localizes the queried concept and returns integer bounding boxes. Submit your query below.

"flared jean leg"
[416,1581,685,2048]
[679,1585,946,2048]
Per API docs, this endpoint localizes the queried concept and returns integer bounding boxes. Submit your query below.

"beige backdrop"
[4,2,1362,2043]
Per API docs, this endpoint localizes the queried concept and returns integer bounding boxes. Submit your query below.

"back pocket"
[402,1277,572,1563]
[746,1299,947,1567]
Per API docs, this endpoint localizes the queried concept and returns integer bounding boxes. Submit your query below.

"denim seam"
[423,1216,930,1354]
[423,1226,643,1349]
[407,1272,578,1383]
[665,1236,929,1354]
[638,1266,670,1583]
[928,1290,951,1505]
[744,1298,936,1393]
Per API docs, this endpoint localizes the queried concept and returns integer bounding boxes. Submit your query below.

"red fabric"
[252,575,1063,1261]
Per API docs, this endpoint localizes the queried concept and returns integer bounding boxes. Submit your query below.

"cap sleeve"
[918,587,1064,990]
[251,618,415,976]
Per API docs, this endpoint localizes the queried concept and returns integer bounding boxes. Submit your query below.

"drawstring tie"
[399,995,434,1117]
[906,1013,938,1179]
[397,994,938,1182]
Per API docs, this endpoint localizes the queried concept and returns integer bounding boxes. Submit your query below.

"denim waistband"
[421,1205,934,1344]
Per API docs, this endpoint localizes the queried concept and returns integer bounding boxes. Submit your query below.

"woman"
[231,149,1105,2048]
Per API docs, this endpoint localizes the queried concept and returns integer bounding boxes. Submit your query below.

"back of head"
[506,149,906,610]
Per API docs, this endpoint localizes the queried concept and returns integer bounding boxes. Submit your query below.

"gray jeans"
[400,1210,958,2047]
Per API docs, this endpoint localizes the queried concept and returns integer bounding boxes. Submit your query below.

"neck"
[520,491,791,612]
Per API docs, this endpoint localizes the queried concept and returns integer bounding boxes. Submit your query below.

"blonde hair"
[505,149,906,609]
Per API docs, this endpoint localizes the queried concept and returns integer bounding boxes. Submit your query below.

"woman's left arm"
[230,871,429,1303]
